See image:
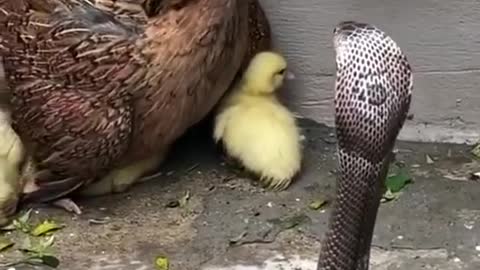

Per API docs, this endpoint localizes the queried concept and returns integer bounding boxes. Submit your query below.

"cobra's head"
[332,21,390,71]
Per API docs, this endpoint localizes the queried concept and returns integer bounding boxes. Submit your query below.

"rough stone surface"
[1,118,480,270]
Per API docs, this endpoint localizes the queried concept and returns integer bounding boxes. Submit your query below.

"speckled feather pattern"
[317,21,412,270]
[240,0,271,71]
[0,0,250,202]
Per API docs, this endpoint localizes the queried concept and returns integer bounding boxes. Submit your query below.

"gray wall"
[261,0,480,144]
[1,1,479,144]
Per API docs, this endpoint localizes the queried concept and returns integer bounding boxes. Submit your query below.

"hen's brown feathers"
[1,1,147,201]
[0,0,250,202]
[127,1,249,159]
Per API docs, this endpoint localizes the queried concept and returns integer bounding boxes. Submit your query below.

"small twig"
[372,244,445,251]
[185,163,199,173]
[0,256,44,268]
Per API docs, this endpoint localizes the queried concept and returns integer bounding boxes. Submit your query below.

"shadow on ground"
[1,118,480,270]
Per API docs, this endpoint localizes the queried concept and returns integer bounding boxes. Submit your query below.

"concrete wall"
[261,0,480,144]
[1,1,479,144]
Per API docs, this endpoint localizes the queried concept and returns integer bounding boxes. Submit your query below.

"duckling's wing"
[0,0,149,202]
[213,107,234,142]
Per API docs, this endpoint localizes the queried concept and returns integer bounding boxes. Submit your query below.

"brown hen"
[0,0,253,219]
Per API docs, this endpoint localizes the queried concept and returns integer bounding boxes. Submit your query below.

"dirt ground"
[1,118,480,270]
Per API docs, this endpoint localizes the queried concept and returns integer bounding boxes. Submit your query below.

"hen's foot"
[79,151,168,196]
[52,198,82,215]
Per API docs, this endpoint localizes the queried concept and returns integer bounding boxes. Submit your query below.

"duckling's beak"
[285,71,296,80]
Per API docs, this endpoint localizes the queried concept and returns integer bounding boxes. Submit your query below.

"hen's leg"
[112,152,166,193]
[79,150,168,196]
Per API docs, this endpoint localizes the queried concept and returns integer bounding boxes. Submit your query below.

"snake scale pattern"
[317,21,413,269]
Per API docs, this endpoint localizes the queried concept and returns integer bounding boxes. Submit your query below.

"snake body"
[317,21,413,269]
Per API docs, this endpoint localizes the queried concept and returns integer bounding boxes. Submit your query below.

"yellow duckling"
[0,108,25,225]
[213,51,302,190]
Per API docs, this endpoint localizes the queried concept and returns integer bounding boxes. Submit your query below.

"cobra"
[317,21,413,270]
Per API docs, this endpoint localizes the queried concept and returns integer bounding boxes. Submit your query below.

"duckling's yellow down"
[214,51,302,190]
[0,109,25,225]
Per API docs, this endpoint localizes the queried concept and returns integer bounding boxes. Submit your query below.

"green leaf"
[14,220,32,233]
[308,199,329,210]
[11,209,34,233]
[0,236,14,252]
[178,191,190,208]
[154,256,169,270]
[472,144,480,158]
[20,236,33,252]
[40,235,56,249]
[386,169,412,193]
[39,255,60,268]
[31,220,64,236]
[4,255,61,268]
[381,189,401,203]
[18,209,32,224]
[20,235,56,256]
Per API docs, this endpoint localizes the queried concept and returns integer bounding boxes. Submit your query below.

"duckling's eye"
[278,68,286,75]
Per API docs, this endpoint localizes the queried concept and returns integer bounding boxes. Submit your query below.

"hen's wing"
[0,0,149,202]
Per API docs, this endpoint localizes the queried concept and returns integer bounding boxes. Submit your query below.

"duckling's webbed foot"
[52,198,82,215]
[258,176,292,191]
[222,154,294,191]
